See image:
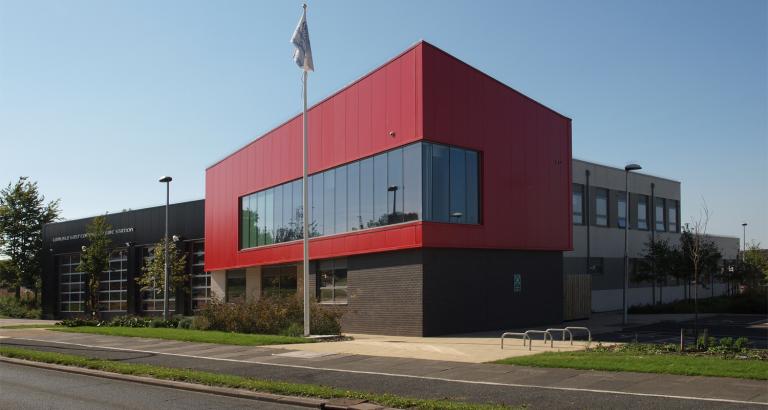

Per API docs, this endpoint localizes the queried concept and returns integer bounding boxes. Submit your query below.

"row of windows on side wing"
[572,184,679,232]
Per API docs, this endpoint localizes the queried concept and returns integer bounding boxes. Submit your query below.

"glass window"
[449,147,467,223]
[430,144,450,222]
[465,150,479,224]
[359,158,374,228]
[99,249,127,312]
[190,241,211,311]
[595,189,608,226]
[317,259,347,304]
[273,185,283,243]
[387,148,404,224]
[373,153,388,226]
[141,247,175,312]
[323,169,335,235]
[311,174,323,236]
[637,195,648,230]
[403,143,422,222]
[59,253,84,313]
[261,265,297,298]
[617,192,627,228]
[572,184,584,225]
[668,200,678,232]
[256,191,266,246]
[347,162,360,230]
[655,197,666,232]
[226,270,246,303]
[335,165,347,234]
[240,197,250,249]
[292,180,303,240]
[237,141,479,250]
[264,188,274,245]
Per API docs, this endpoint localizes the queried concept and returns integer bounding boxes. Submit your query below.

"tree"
[0,258,18,290]
[679,202,721,330]
[135,239,189,306]
[635,238,679,304]
[78,215,111,316]
[739,241,768,290]
[0,177,60,301]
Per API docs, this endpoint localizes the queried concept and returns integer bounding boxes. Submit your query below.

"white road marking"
[8,337,767,406]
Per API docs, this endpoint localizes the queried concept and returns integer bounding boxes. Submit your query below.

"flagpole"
[301,14,310,337]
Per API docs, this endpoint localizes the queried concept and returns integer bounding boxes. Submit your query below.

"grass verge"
[51,326,310,346]
[495,350,768,380]
[0,346,512,410]
[0,324,55,329]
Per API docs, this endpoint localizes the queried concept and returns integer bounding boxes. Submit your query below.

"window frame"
[572,184,584,225]
[595,188,609,226]
[317,259,348,305]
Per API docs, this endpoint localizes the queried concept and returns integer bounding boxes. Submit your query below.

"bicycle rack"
[524,330,553,350]
[545,328,573,344]
[500,332,528,349]
[565,326,591,346]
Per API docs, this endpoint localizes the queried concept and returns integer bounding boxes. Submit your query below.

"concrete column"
[245,266,261,302]
[210,270,226,301]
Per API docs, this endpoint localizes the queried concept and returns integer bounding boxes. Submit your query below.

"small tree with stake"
[680,201,720,332]
[78,215,111,317]
[135,239,188,313]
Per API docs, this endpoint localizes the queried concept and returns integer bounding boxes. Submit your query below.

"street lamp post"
[741,223,748,262]
[623,163,642,326]
[158,176,172,320]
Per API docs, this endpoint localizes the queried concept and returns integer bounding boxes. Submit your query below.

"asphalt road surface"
[3,339,762,409]
[0,361,303,410]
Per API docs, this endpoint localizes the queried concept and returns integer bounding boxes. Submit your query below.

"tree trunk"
[14,286,20,299]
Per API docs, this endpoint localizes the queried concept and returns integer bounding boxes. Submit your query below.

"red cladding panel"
[205,45,425,271]
[204,42,572,272]
[420,44,572,251]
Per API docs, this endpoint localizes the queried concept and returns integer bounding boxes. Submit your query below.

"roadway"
[0,361,303,410]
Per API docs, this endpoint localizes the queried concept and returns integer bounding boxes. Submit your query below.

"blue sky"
[1,0,765,245]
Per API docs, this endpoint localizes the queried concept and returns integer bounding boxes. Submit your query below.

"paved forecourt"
[0,328,765,408]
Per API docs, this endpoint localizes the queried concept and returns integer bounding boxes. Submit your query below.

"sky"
[1,0,766,245]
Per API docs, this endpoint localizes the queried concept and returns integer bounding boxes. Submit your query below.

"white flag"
[291,7,314,72]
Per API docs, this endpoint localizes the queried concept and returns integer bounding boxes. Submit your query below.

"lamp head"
[387,185,398,192]
[624,163,642,172]
[742,223,748,227]
[158,176,172,183]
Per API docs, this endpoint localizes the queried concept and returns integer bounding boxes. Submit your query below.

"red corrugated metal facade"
[204,42,571,272]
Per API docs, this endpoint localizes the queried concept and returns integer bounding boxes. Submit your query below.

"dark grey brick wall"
[325,250,424,336]
[422,248,563,336]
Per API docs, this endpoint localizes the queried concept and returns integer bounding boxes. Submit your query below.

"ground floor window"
[190,241,211,310]
[226,270,246,303]
[261,265,297,298]
[99,249,127,312]
[58,253,84,312]
[317,259,347,304]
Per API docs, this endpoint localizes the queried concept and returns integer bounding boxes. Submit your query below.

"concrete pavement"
[1,328,765,408]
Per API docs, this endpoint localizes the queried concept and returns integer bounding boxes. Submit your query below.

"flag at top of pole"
[291,4,314,72]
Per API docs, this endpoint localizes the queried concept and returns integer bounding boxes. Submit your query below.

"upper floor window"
[668,200,678,232]
[572,184,584,225]
[655,197,666,232]
[617,192,627,228]
[595,188,608,226]
[637,195,648,230]
[239,142,480,250]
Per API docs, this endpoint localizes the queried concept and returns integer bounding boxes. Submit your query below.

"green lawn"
[0,346,513,410]
[495,350,768,380]
[52,326,311,346]
[0,324,55,329]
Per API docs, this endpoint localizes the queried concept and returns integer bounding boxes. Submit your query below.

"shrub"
[733,337,750,351]
[109,315,152,328]
[177,317,193,329]
[197,296,341,336]
[190,316,210,331]
[57,317,104,327]
[0,296,41,319]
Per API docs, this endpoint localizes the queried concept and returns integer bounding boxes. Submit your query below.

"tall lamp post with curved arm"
[158,176,172,320]
[623,163,642,326]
